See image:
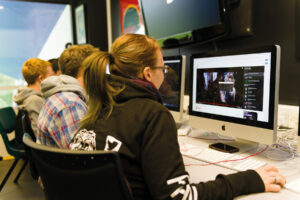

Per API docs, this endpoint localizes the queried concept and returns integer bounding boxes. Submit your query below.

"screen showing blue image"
[0,0,73,107]
[0,0,73,85]
[75,4,86,44]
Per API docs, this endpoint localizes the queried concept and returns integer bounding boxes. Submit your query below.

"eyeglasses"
[150,65,169,74]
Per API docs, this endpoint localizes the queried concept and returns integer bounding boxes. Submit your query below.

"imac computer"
[189,45,280,146]
[159,55,186,123]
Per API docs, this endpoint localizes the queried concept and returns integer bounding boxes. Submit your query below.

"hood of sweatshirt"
[13,87,42,105]
[108,74,161,104]
[41,74,86,100]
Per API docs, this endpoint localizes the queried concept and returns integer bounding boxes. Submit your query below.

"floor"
[0,159,45,200]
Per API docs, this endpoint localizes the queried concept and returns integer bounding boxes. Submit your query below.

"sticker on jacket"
[69,129,96,151]
[104,135,122,152]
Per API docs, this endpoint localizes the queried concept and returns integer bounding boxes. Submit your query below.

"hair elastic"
[108,53,114,64]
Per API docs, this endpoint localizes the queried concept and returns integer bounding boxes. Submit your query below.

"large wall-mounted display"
[0,0,73,107]
[139,0,229,48]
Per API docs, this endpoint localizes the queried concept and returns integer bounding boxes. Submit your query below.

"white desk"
[179,135,300,200]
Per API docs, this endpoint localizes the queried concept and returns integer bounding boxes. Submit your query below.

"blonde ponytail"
[81,34,161,128]
[80,51,123,128]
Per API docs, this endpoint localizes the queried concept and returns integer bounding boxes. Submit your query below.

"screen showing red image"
[119,0,145,34]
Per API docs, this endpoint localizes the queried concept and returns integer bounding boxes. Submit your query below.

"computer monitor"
[189,45,280,145]
[139,0,229,48]
[159,55,186,122]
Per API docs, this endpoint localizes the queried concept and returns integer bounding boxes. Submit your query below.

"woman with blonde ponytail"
[72,34,285,200]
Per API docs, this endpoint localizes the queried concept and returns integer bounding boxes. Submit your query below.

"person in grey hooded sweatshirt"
[13,58,55,137]
[37,44,99,148]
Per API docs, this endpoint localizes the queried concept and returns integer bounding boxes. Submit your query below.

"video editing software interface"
[159,57,182,111]
[192,52,272,123]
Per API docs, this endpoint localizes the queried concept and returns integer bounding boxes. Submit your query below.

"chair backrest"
[0,107,25,157]
[14,108,35,147]
[0,107,16,134]
[19,108,36,141]
[23,134,134,200]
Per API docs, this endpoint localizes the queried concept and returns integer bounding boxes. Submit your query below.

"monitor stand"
[188,129,259,153]
[188,129,234,141]
[222,138,260,153]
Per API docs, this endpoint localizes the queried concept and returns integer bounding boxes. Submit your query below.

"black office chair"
[19,109,39,180]
[0,107,28,192]
[23,133,134,200]
[18,108,36,142]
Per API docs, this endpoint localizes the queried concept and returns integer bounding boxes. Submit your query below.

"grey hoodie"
[41,74,86,100]
[13,87,44,137]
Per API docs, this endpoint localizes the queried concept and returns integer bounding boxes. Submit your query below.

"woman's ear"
[142,66,152,82]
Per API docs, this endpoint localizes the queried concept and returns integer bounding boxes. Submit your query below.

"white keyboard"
[180,143,266,171]
[285,178,300,193]
[177,124,191,136]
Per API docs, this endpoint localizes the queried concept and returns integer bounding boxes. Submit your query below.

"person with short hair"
[74,34,286,200]
[13,58,55,136]
[37,44,99,148]
[48,58,61,75]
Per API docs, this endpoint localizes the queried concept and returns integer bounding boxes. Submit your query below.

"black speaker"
[225,0,254,39]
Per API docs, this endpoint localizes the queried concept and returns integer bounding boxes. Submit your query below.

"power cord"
[265,128,299,161]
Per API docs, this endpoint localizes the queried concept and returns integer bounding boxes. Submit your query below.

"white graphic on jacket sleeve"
[167,175,198,200]
[104,135,122,152]
[69,129,96,151]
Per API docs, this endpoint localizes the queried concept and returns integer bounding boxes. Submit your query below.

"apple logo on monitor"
[222,124,226,131]
[166,0,174,5]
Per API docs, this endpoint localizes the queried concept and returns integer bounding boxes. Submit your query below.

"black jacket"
[84,74,265,200]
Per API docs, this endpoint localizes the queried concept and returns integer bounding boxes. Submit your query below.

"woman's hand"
[255,165,286,192]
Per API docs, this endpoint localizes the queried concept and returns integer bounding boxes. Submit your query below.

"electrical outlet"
[278,104,299,129]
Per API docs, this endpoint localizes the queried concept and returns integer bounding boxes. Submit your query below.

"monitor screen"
[75,4,87,44]
[0,0,73,107]
[160,56,183,111]
[190,45,280,130]
[139,0,228,47]
[159,55,186,122]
